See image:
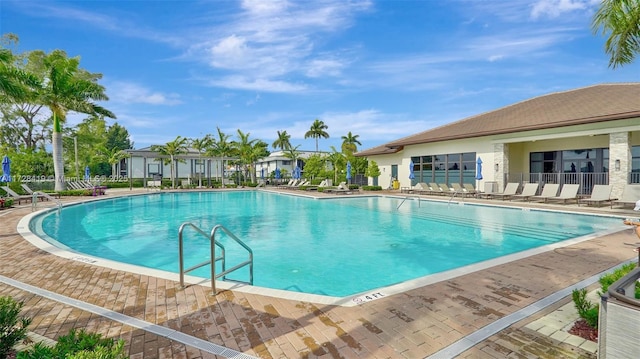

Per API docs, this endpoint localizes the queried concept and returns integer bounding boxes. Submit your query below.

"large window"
[632,146,640,183]
[411,152,476,185]
[530,148,608,174]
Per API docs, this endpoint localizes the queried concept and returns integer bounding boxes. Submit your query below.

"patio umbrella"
[346,161,352,183]
[261,168,264,179]
[293,165,301,179]
[1,155,11,183]
[84,165,90,181]
[275,168,281,179]
[475,157,483,180]
[409,160,415,180]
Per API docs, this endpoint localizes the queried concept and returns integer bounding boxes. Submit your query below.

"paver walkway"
[1,189,638,358]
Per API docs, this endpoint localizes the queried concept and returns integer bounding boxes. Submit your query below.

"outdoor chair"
[578,185,616,207]
[613,184,640,209]
[1,186,32,204]
[463,183,478,197]
[20,183,56,200]
[480,182,519,200]
[529,183,560,203]
[544,184,580,204]
[510,183,540,201]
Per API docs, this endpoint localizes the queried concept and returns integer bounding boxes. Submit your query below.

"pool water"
[31,191,621,297]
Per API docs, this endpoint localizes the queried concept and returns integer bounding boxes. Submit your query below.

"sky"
[2,0,639,153]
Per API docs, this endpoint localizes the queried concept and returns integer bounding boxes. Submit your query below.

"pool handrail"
[178,222,254,295]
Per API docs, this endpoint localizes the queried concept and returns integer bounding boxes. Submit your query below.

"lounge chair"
[401,182,425,194]
[426,182,445,195]
[463,183,478,197]
[579,185,616,207]
[529,183,560,203]
[543,184,580,204]
[1,186,32,204]
[451,183,473,197]
[21,183,59,199]
[480,182,519,200]
[613,184,640,209]
[510,183,540,201]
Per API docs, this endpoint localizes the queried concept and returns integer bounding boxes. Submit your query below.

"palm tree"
[190,135,212,187]
[283,144,301,178]
[97,145,130,177]
[233,129,260,184]
[326,145,346,184]
[592,0,640,68]
[272,130,292,151]
[150,135,188,189]
[208,127,233,187]
[0,48,29,100]
[40,50,115,191]
[304,119,329,152]
[341,131,362,154]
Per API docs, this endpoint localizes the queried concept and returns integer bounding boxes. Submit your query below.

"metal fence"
[505,172,610,195]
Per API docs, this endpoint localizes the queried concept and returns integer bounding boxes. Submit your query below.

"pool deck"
[1,187,639,358]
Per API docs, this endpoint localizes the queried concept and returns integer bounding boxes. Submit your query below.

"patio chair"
[578,185,616,207]
[613,184,640,209]
[450,183,471,197]
[20,183,55,200]
[426,182,445,195]
[463,183,478,197]
[480,182,519,200]
[529,183,560,203]
[510,183,540,202]
[544,184,580,204]
[1,186,32,204]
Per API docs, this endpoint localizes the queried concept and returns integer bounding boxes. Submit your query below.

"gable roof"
[357,83,640,156]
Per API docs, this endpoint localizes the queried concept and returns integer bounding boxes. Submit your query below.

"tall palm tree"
[234,129,259,183]
[190,135,212,187]
[0,48,30,100]
[150,135,188,189]
[97,145,130,177]
[40,50,115,191]
[592,0,640,68]
[341,131,362,154]
[272,130,292,151]
[208,127,233,187]
[326,145,346,184]
[304,119,329,152]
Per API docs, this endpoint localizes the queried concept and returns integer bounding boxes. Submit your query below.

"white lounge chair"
[613,184,640,209]
[481,182,519,200]
[579,185,616,207]
[1,186,32,204]
[530,183,560,203]
[510,183,539,201]
[544,184,580,204]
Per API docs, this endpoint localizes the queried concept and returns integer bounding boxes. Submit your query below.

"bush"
[18,328,127,359]
[0,296,32,358]
[0,198,15,208]
[362,185,383,191]
[572,262,640,330]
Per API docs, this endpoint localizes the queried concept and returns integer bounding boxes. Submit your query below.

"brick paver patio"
[1,188,638,358]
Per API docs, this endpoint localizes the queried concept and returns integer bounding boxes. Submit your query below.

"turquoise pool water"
[31,191,621,297]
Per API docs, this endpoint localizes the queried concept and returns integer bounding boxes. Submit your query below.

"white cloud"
[208,76,308,93]
[530,0,597,19]
[305,58,346,78]
[107,81,182,105]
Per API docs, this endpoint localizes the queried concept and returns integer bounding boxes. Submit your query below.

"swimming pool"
[30,191,622,297]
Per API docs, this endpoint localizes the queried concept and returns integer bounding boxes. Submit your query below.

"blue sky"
[2,0,639,152]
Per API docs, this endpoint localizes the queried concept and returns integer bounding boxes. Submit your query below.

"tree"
[341,131,362,155]
[40,50,115,191]
[190,135,212,187]
[592,0,640,68]
[105,122,133,151]
[272,130,292,151]
[301,154,325,180]
[233,130,268,184]
[208,127,233,187]
[326,146,346,184]
[304,119,329,152]
[151,136,188,189]
[365,160,381,179]
[97,146,130,178]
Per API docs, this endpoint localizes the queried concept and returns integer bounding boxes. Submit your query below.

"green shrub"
[572,288,599,328]
[362,185,382,191]
[572,262,639,330]
[0,198,14,208]
[18,329,127,359]
[0,296,32,358]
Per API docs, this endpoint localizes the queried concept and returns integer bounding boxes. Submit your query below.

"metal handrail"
[447,189,463,205]
[32,191,62,213]
[178,222,253,295]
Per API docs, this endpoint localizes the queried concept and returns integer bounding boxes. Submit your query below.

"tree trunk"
[52,130,66,191]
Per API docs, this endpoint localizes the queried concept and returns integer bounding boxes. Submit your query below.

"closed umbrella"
[1,155,11,183]
[275,168,281,179]
[261,168,264,180]
[409,160,415,180]
[346,161,352,183]
[475,157,483,180]
[84,166,91,181]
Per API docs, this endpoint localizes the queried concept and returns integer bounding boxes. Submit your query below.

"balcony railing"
[505,172,610,195]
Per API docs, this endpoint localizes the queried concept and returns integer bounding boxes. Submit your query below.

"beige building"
[357,83,640,198]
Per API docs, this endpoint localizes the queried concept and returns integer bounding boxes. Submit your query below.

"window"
[411,152,476,184]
